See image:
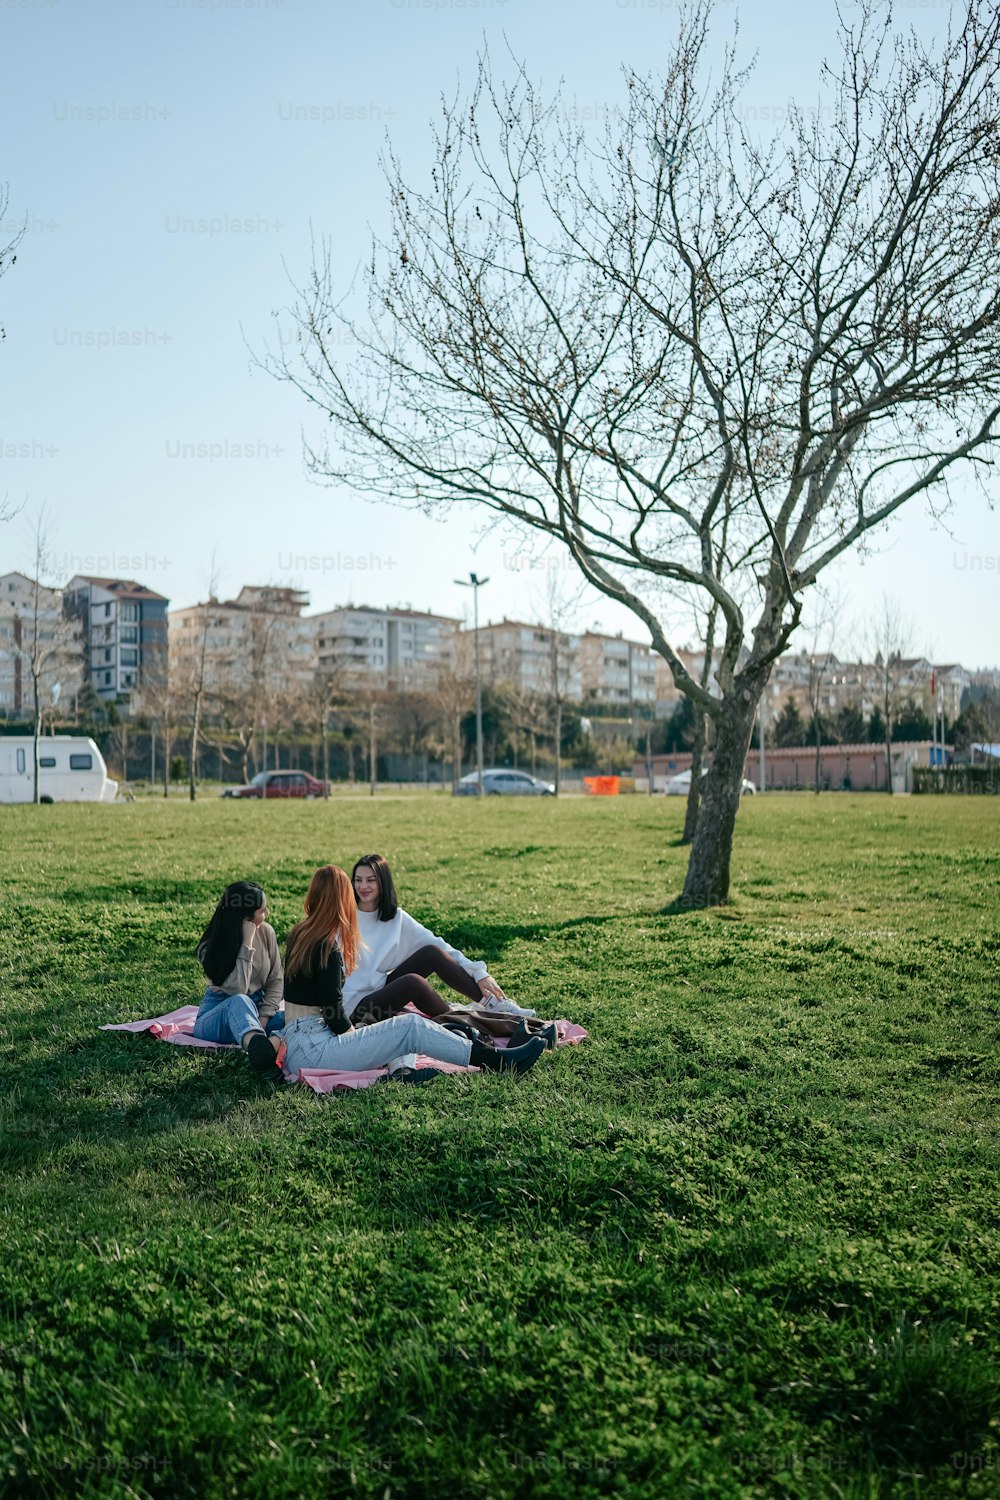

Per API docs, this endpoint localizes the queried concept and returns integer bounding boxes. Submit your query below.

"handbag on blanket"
[435,1015,495,1047]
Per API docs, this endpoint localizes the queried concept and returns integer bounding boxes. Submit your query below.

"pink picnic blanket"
[102,1005,588,1095]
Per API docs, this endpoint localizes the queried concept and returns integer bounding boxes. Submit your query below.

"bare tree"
[803,588,846,794]
[214,607,281,783]
[138,642,174,797]
[171,569,222,802]
[305,660,350,794]
[866,594,913,795]
[433,628,475,787]
[386,686,443,782]
[534,574,581,795]
[504,683,542,775]
[270,0,1000,904]
[14,515,84,802]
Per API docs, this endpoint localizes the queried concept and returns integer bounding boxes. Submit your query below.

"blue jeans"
[283,1012,473,1074]
[193,987,285,1047]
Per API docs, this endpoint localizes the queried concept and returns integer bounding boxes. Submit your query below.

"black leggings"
[357,944,482,1022]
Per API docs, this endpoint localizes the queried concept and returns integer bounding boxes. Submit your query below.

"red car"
[222,771,329,799]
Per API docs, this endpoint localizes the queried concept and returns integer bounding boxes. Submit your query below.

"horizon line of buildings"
[1,570,995,723]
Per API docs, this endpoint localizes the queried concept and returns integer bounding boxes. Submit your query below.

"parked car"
[222,770,329,799]
[453,768,556,796]
[663,768,757,796]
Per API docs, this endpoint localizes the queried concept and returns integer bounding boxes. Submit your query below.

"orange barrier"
[583,775,620,796]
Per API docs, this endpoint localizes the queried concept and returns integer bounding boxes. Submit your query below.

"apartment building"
[169,585,314,692]
[579,630,657,709]
[654,647,727,716]
[312,605,460,687]
[0,571,84,716]
[477,618,582,700]
[657,648,972,728]
[64,575,169,707]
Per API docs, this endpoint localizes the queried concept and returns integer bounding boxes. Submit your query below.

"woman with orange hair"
[282,866,546,1079]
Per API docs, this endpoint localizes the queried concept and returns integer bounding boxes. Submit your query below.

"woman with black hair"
[193,881,285,1084]
[345,854,538,1028]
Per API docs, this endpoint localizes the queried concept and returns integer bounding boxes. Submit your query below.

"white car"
[663,768,756,796]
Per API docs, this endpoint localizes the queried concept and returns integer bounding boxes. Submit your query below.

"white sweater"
[342,907,489,1018]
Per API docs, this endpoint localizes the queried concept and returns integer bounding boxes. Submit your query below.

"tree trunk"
[682,709,706,845]
[884,728,894,795]
[32,690,41,805]
[814,717,822,795]
[189,693,202,802]
[162,724,171,798]
[681,694,756,908]
[452,710,462,788]
[554,699,562,795]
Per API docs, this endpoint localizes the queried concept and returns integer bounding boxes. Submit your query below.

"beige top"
[215,923,283,1021]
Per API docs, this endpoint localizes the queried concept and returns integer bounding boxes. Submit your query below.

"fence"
[912,765,999,795]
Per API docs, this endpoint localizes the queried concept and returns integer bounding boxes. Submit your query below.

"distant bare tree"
[171,568,221,801]
[15,514,83,802]
[387,687,443,782]
[272,0,1000,904]
[304,660,351,794]
[433,629,475,787]
[867,595,913,795]
[138,643,174,797]
[803,588,846,793]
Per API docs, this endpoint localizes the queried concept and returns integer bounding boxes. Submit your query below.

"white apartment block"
[65,575,169,707]
[311,605,460,686]
[477,619,583,700]
[579,630,656,709]
[0,571,84,716]
[169,585,314,692]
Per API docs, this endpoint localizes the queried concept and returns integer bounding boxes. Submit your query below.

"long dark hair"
[351,853,398,921]
[197,881,267,985]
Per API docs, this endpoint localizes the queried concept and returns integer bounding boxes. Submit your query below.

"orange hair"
[284,865,360,980]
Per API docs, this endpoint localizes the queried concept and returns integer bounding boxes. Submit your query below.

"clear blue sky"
[2,0,997,668]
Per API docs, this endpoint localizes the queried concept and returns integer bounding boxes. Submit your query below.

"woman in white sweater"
[345,853,534,1026]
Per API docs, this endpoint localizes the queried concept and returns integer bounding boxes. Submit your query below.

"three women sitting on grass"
[193,864,546,1084]
[282,865,545,1079]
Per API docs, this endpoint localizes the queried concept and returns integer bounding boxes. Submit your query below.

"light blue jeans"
[283,1013,473,1074]
[193,987,285,1047]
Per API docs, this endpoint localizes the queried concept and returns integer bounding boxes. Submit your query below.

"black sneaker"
[246,1032,285,1086]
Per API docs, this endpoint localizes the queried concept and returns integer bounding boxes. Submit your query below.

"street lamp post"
[454,572,489,795]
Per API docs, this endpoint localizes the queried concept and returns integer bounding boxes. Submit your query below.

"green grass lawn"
[0,793,997,1499]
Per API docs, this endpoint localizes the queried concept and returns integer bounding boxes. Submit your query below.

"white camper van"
[0,736,118,804]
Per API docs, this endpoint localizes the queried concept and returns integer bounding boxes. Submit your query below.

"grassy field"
[0,793,997,1499]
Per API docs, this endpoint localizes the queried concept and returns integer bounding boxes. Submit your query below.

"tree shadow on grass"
[659,895,737,917]
[0,1032,276,1177]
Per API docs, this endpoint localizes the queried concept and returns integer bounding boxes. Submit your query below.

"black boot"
[510,1019,559,1051]
[470,1036,545,1075]
[245,1032,284,1086]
